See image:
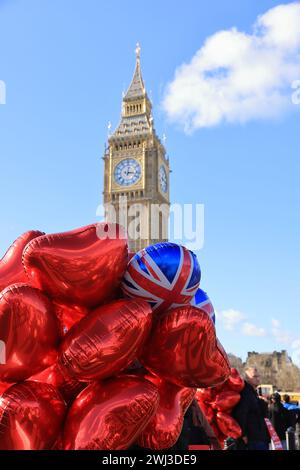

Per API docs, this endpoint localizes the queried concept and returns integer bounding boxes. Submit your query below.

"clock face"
[159,165,167,193]
[114,158,142,186]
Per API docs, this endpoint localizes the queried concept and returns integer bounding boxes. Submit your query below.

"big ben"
[103,44,170,252]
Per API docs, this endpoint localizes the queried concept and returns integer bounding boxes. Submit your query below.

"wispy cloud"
[217,309,245,331]
[242,322,266,337]
[271,318,294,344]
[218,312,300,366]
[163,2,300,132]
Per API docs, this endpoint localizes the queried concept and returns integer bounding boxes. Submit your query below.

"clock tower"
[103,44,170,252]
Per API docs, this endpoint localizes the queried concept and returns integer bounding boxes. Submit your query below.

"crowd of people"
[166,367,300,451]
[232,367,299,450]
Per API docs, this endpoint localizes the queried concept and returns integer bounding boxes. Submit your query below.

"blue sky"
[0,0,299,364]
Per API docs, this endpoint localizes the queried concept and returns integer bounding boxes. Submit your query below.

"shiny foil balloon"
[53,300,89,337]
[211,390,241,412]
[138,375,196,450]
[204,404,215,425]
[0,381,66,450]
[23,223,128,308]
[63,375,159,450]
[227,368,244,392]
[195,392,216,424]
[191,288,216,324]
[195,387,216,403]
[122,243,201,315]
[141,305,230,388]
[59,299,152,382]
[216,412,242,439]
[0,230,44,292]
[0,284,59,382]
[30,363,87,403]
[0,381,10,397]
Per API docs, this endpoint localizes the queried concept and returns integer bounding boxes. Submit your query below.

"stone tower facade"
[103,44,170,252]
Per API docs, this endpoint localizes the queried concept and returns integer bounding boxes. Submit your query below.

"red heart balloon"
[59,299,152,382]
[195,387,217,403]
[52,300,89,337]
[211,390,241,412]
[216,412,242,439]
[23,223,128,308]
[141,306,230,388]
[0,230,44,292]
[0,381,10,397]
[0,381,66,450]
[195,396,215,424]
[205,405,216,425]
[30,362,87,403]
[63,375,159,450]
[0,284,59,382]
[138,375,196,450]
[227,368,244,392]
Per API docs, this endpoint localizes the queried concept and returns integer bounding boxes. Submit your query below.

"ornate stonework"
[103,45,170,252]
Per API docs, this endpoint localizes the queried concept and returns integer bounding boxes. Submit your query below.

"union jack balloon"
[191,288,216,324]
[121,243,201,315]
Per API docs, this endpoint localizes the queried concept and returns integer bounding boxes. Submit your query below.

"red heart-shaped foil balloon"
[0,381,66,450]
[227,368,245,392]
[30,363,87,403]
[0,381,10,397]
[52,300,89,337]
[59,299,152,382]
[23,223,128,308]
[0,284,59,382]
[216,412,242,439]
[141,306,230,388]
[63,375,159,450]
[211,390,241,412]
[205,405,216,425]
[195,394,215,424]
[195,387,217,403]
[0,230,44,292]
[138,374,196,450]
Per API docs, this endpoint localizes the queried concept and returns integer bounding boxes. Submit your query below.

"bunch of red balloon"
[0,223,231,450]
[196,368,244,447]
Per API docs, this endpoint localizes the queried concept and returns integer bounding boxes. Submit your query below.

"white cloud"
[242,322,266,337]
[271,317,294,344]
[162,2,300,131]
[217,309,245,331]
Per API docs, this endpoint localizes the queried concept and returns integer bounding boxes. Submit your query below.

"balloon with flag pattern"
[191,288,216,324]
[121,243,201,315]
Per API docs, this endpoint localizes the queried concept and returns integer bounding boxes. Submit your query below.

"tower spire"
[135,42,141,61]
[123,42,146,101]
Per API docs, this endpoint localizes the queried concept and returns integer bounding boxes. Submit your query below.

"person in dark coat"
[268,392,289,449]
[232,367,270,450]
[283,394,300,428]
[171,399,221,450]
